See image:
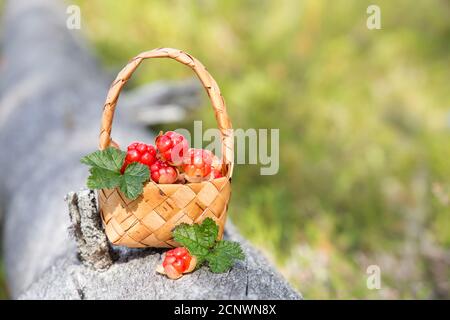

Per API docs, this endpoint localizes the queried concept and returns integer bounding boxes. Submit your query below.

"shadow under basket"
[96,48,234,248]
[99,177,231,248]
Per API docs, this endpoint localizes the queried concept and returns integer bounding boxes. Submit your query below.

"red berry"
[121,142,157,173]
[127,142,139,151]
[212,169,223,179]
[172,260,185,273]
[127,149,141,163]
[182,148,213,182]
[164,255,176,265]
[150,160,178,184]
[155,131,189,166]
[162,247,195,275]
[172,247,187,257]
[211,154,224,179]
[140,153,155,166]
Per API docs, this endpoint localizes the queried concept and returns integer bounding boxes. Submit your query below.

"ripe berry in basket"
[211,154,224,179]
[150,160,178,184]
[155,131,189,166]
[157,247,197,279]
[182,148,213,183]
[121,142,157,173]
[212,169,224,179]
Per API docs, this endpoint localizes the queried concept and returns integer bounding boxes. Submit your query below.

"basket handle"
[99,48,234,178]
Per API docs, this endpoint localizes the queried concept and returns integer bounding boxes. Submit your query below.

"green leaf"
[206,240,245,273]
[81,147,125,190]
[81,147,149,200]
[81,147,126,172]
[172,218,245,273]
[86,167,122,190]
[119,162,150,200]
[198,218,219,247]
[172,218,218,262]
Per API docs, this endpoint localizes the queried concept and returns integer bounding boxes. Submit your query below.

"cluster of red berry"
[159,247,197,279]
[121,131,223,184]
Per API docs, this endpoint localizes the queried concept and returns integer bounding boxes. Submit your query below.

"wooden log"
[0,0,301,299]
[18,190,300,299]
[66,190,114,270]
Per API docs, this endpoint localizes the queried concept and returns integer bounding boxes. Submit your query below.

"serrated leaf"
[119,162,150,200]
[86,167,122,190]
[81,147,125,172]
[81,147,149,200]
[172,218,244,273]
[172,225,210,261]
[82,147,125,191]
[206,240,245,273]
[172,218,218,261]
[198,218,219,247]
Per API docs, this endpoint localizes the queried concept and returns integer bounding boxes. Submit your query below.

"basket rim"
[98,47,234,179]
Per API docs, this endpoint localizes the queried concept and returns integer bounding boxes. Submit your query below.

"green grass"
[74,0,449,299]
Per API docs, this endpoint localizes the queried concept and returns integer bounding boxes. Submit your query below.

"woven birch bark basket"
[98,48,234,248]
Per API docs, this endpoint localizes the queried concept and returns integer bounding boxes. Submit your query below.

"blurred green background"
[1,0,449,299]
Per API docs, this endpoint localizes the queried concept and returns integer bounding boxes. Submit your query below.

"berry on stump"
[156,247,197,279]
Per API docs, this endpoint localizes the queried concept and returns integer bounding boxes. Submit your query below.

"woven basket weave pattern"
[97,48,233,248]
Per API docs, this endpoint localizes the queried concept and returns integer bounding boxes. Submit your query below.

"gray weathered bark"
[19,189,299,300]
[67,190,114,270]
[0,0,300,299]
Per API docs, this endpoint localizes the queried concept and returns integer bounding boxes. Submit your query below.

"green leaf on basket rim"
[81,147,126,171]
[119,162,150,200]
[81,147,150,200]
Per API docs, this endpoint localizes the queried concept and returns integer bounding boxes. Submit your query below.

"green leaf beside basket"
[173,218,245,272]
